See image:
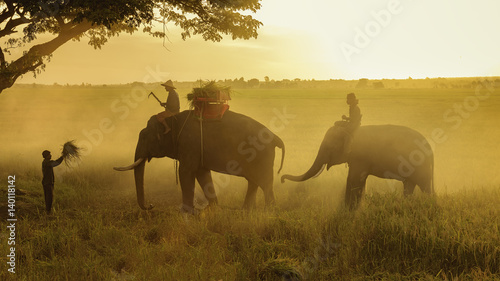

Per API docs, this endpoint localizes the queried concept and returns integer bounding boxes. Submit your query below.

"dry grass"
[1,84,499,280]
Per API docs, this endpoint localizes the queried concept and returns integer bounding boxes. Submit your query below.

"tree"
[372,81,384,89]
[355,78,369,89]
[0,0,262,94]
[247,78,259,88]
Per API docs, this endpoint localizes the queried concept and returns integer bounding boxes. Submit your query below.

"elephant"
[114,110,285,212]
[281,124,434,209]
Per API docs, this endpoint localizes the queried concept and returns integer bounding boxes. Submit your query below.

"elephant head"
[281,126,348,183]
[114,116,176,210]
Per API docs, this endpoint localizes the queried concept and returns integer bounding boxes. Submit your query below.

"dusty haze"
[1,80,499,209]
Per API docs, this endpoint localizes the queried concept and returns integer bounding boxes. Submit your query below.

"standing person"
[157,80,180,134]
[41,150,63,214]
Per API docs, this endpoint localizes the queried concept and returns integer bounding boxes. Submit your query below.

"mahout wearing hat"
[161,80,176,89]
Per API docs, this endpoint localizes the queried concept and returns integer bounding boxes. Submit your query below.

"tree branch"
[55,14,67,30]
[0,0,262,93]
[0,17,30,38]
[0,7,15,24]
[29,21,92,56]
[0,1,15,26]
[0,20,93,92]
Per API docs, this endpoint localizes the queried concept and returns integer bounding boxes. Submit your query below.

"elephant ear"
[326,127,349,169]
[147,116,160,131]
[147,115,167,139]
[327,148,345,169]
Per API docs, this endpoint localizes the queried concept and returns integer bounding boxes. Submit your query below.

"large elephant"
[281,125,434,209]
[114,110,285,212]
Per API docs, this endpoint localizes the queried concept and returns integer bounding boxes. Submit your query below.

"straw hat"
[161,80,176,89]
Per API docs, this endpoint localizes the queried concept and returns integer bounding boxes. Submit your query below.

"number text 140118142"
[7,175,16,274]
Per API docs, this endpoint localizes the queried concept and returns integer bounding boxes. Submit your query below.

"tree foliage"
[0,0,262,93]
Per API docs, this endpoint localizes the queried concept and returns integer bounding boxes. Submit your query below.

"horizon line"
[12,75,500,87]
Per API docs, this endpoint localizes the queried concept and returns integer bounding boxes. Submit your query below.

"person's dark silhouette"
[341,92,361,131]
[156,80,180,134]
[335,93,362,159]
[42,150,63,214]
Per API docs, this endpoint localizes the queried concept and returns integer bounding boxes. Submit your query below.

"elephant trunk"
[134,157,154,210]
[281,145,328,183]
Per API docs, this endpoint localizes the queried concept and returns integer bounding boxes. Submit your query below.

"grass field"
[1,83,499,280]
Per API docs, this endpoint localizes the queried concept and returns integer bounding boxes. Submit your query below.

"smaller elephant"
[281,124,434,209]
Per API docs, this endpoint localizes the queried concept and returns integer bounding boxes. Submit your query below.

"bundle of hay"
[258,257,303,281]
[187,81,231,109]
[61,140,83,166]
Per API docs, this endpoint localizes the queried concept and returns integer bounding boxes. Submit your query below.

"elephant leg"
[179,165,196,213]
[403,180,416,196]
[418,177,434,195]
[196,168,218,206]
[261,181,276,207]
[345,166,368,210]
[243,180,258,209]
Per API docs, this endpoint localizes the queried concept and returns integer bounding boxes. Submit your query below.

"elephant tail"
[274,135,285,174]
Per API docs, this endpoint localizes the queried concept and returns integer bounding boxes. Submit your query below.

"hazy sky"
[13,0,500,84]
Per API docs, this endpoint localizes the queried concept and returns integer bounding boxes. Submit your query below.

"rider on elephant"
[338,92,361,131]
[157,80,180,134]
[335,93,362,158]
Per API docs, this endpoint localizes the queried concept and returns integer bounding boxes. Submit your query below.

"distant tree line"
[11,77,500,90]
[215,77,500,89]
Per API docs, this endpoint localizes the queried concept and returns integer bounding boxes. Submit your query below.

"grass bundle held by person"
[61,140,83,166]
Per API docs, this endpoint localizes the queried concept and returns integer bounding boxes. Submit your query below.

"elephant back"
[352,124,433,168]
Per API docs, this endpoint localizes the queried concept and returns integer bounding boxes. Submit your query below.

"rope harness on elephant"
[169,115,180,185]
[177,111,192,142]
[174,160,179,185]
[173,112,191,186]
[173,110,195,185]
[169,109,210,185]
[188,84,230,169]
[199,116,204,167]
